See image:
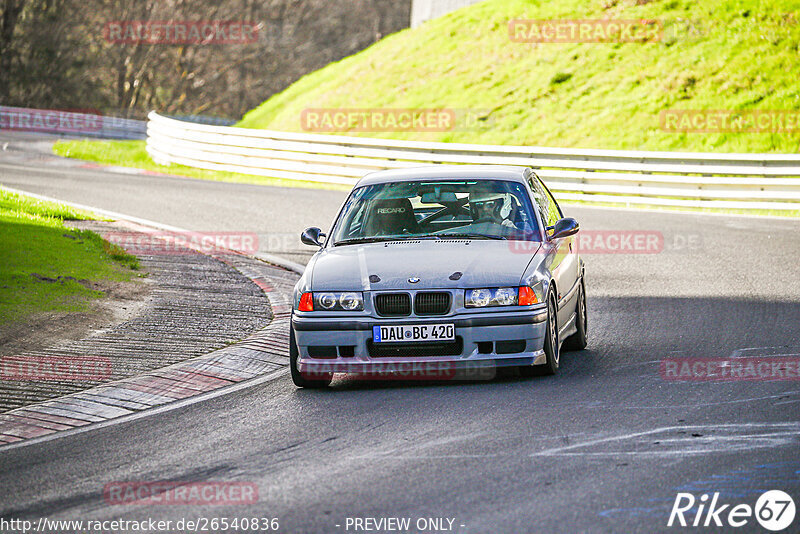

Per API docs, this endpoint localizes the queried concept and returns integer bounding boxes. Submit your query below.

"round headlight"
[469,289,492,307]
[318,293,337,310]
[339,292,361,310]
[494,288,518,306]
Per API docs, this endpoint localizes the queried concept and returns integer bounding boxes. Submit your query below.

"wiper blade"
[334,236,409,246]
[435,233,507,241]
[336,234,506,245]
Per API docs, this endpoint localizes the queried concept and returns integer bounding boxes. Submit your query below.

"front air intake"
[414,292,451,315]
[375,293,411,316]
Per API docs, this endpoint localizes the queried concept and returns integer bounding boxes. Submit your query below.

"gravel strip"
[0,220,297,412]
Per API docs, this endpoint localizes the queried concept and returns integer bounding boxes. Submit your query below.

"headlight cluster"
[465,286,539,307]
[298,292,364,311]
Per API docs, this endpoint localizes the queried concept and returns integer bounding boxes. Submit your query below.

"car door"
[529,175,580,331]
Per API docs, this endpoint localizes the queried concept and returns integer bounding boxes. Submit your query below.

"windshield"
[331,179,540,245]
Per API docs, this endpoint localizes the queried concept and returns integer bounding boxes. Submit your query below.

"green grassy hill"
[238,0,800,152]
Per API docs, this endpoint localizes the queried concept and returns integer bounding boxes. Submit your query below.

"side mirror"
[301,227,326,247]
[547,218,579,240]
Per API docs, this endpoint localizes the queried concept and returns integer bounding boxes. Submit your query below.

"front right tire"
[289,323,332,388]
[563,276,588,351]
[521,290,559,377]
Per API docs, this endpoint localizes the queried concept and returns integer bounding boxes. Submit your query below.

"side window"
[542,184,563,227]
[349,202,365,234]
[339,197,368,239]
[527,175,555,228]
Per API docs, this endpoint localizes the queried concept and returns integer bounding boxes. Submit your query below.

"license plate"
[373,324,455,343]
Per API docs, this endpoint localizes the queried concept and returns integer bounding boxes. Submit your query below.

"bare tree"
[1,0,411,119]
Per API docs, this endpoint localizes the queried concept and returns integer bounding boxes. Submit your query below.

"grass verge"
[0,188,142,325]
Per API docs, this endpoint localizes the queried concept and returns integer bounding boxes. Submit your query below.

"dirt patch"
[0,277,153,357]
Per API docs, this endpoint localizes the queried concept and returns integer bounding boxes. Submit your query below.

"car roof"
[355,165,533,187]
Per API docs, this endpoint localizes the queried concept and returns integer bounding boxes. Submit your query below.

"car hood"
[310,240,542,290]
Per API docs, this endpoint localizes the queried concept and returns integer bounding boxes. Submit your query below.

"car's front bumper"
[292,308,548,376]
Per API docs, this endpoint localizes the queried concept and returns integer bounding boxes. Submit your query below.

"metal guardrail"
[0,106,146,140]
[146,112,800,211]
[411,0,483,28]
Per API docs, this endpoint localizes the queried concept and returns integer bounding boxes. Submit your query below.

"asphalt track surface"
[2,137,800,533]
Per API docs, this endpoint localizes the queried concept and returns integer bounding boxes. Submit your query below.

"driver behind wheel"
[469,190,519,229]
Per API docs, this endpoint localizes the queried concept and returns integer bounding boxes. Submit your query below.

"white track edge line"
[0,368,288,452]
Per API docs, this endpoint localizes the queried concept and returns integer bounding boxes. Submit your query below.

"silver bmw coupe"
[290,166,587,387]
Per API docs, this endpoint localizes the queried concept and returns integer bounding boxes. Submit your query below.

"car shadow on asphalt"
[293,294,800,392]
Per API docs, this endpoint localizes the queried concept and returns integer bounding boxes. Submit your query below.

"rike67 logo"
[668,490,796,531]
